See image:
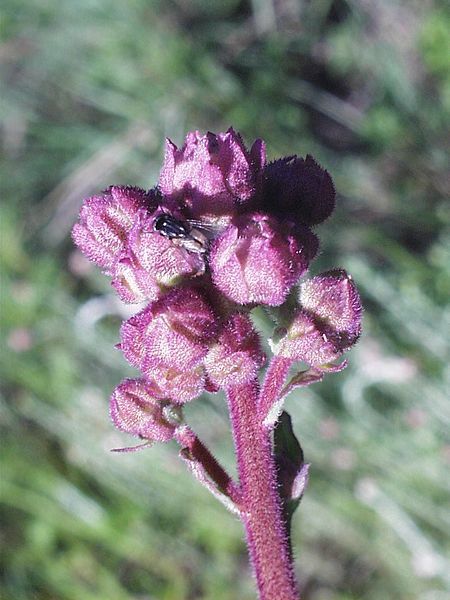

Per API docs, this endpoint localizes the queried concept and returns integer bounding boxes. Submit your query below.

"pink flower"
[109,378,177,442]
[209,213,318,306]
[277,311,343,366]
[158,128,265,222]
[112,212,206,303]
[299,269,362,349]
[71,186,155,274]
[120,287,218,373]
[204,313,266,388]
[277,270,362,366]
[145,364,206,404]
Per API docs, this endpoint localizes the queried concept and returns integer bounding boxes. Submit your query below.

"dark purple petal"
[262,155,335,226]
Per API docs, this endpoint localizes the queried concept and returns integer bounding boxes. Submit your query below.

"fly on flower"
[153,213,215,255]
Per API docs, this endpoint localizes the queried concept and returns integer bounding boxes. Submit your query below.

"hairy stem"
[227,380,299,600]
[175,425,241,505]
[259,355,293,428]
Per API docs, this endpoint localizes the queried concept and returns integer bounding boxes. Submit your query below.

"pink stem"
[258,356,293,426]
[226,380,299,600]
[174,426,241,505]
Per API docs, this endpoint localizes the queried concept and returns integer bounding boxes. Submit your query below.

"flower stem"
[226,380,299,600]
[259,355,293,428]
[175,425,241,506]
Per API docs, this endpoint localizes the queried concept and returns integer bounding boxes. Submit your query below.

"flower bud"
[111,212,206,303]
[144,364,206,404]
[109,378,177,442]
[120,287,218,374]
[209,213,318,306]
[158,128,264,221]
[204,313,266,387]
[277,270,362,366]
[262,155,335,226]
[299,269,362,349]
[277,311,342,365]
[71,186,155,274]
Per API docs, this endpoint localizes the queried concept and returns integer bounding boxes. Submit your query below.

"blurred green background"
[1,1,449,599]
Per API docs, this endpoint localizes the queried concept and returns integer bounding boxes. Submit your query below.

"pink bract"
[158,128,265,222]
[277,310,344,366]
[204,313,266,387]
[120,287,218,373]
[112,212,206,303]
[278,269,362,366]
[109,378,176,442]
[299,269,362,349]
[145,364,206,404]
[71,186,154,274]
[209,213,318,306]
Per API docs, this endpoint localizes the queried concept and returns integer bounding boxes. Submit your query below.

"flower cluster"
[72,128,362,444]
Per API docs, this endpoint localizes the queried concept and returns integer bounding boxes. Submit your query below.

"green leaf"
[274,411,309,525]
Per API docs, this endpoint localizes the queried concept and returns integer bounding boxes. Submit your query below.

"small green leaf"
[274,411,309,525]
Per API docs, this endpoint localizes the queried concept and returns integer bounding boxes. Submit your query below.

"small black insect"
[153,213,209,254]
[154,214,190,239]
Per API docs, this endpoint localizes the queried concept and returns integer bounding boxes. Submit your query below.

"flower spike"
[73,128,362,600]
